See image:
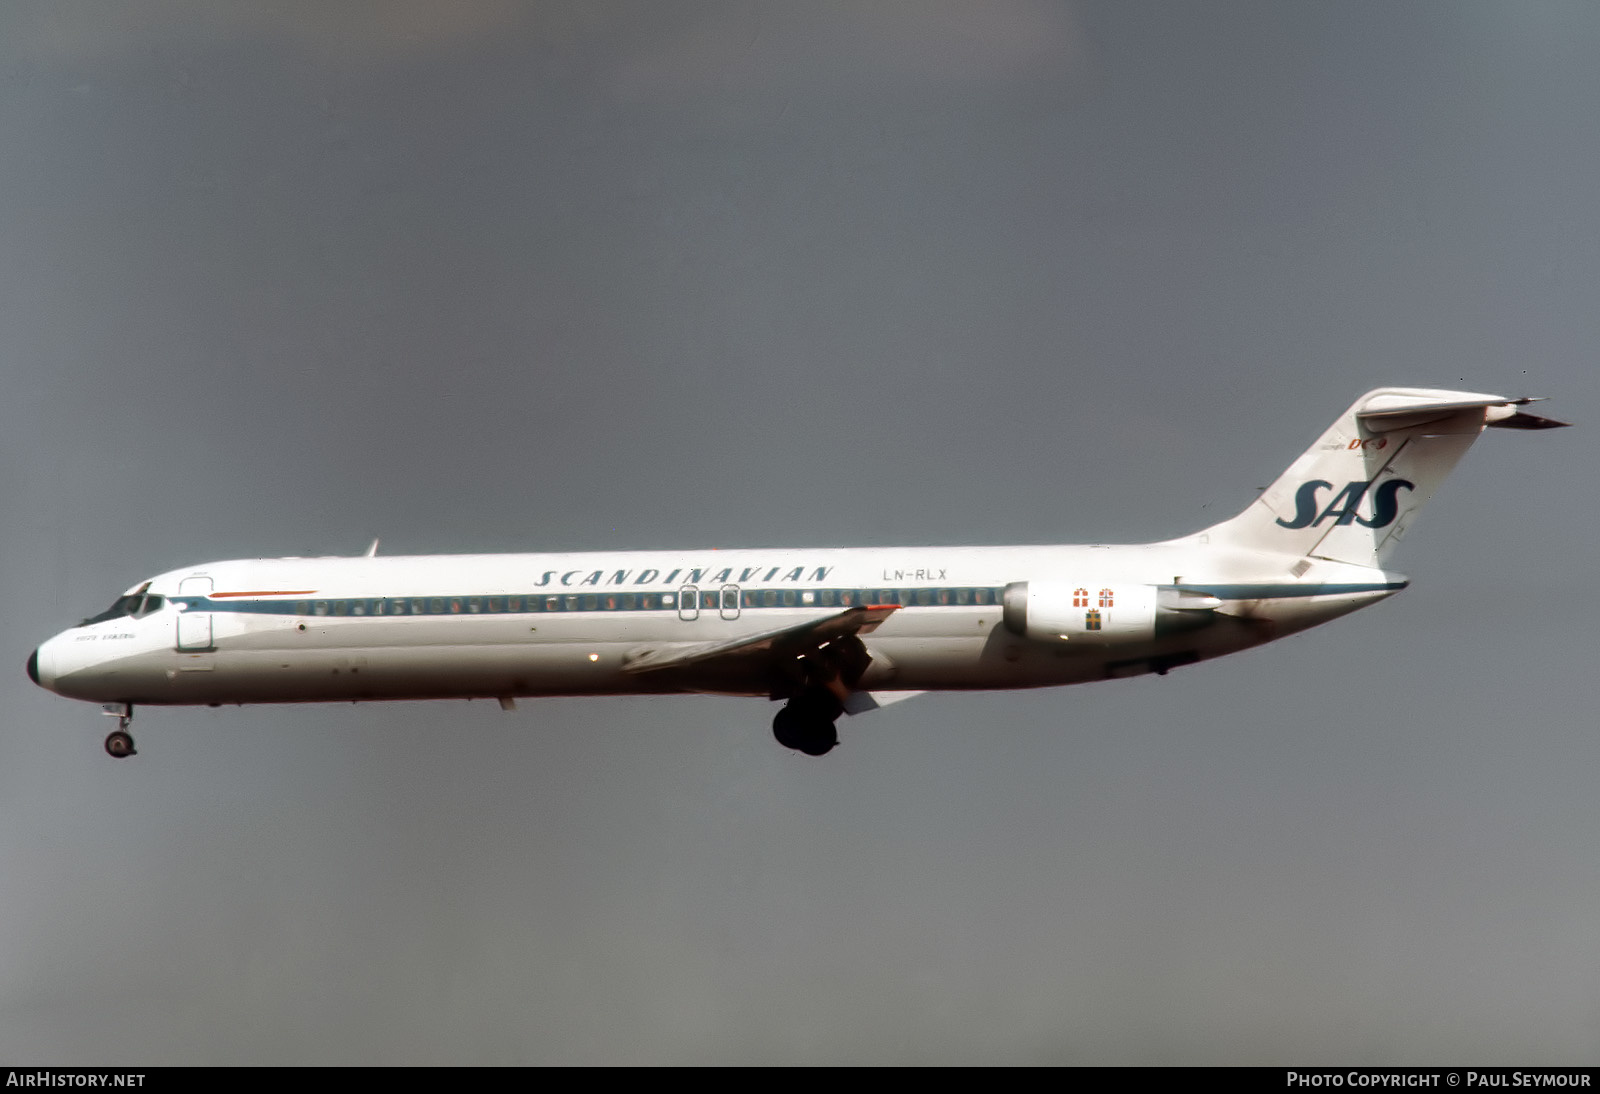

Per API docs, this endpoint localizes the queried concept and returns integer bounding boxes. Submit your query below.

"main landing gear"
[772,692,843,757]
[770,631,873,757]
[102,703,136,759]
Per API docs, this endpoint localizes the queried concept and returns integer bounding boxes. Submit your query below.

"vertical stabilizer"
[1198,387,1564,567]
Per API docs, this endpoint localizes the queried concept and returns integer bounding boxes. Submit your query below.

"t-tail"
[1199,387,1567,568]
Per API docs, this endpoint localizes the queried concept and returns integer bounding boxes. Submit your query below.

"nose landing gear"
[101,703,136,759]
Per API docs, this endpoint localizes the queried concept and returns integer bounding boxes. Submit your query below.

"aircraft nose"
[27,643,57,692]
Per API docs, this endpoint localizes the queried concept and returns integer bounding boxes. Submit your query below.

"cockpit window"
[79,593,166,627]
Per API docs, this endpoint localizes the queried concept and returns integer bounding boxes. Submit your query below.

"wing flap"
[621,604,901,675]
[841,689,926,715]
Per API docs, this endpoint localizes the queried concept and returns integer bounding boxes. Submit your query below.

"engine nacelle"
[1002,581,1218,644]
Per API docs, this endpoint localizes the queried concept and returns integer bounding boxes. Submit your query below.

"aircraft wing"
[620,604,901,675]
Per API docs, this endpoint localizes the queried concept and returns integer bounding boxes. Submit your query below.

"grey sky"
[3,1,1598,1064]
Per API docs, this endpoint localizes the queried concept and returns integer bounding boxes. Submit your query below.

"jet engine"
[1002,581,1219,644]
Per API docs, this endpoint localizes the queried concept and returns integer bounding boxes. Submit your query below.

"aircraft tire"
[771,696,839,756]
[104,730,136,759]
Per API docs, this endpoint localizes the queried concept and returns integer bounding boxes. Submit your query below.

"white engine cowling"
[1002,581,1217,644]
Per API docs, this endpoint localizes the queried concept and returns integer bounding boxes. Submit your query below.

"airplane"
[28,387,1565,759]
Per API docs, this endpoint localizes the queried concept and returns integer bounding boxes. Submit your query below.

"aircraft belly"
[172,644,676,703]
[876,617,1264,690]
[1227,589,1397,636]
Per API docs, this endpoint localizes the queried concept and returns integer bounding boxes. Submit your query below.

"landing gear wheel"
[772,694,841,756]
[104,730,136,758]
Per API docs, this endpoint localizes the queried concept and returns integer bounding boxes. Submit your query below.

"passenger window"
[621,594,637,610]
[642,594,658,609]
[819,589,836,607]
[468,597,481,613]
[762,589,777,607]
[662,594,675,607]
[333,601,348,616]
[430,598,445,613]
[916,589,933,606]
[701,590,718,610]
[296,601,311,615]
[974,589,991,606]
[838,590,854,606]
[351,600,366,616]
[955,588,971,605]
[781,589,797,607]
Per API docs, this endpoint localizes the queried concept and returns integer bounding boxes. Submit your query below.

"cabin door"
[175,576,214,651]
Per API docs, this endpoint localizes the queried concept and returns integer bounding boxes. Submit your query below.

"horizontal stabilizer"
[1485,403,1570,430]
[1357,392,1570,432]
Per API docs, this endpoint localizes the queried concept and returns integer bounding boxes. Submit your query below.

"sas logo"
[1275,479,1415,530]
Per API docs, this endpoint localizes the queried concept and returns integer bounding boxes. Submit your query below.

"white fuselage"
[29,387,1560,758]
[30,542,1404,708]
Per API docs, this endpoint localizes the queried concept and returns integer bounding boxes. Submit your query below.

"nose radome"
[26,648,39,686]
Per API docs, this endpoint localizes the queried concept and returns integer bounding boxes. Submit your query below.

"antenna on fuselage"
[364,539,379,557]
